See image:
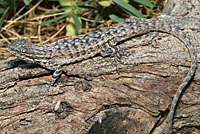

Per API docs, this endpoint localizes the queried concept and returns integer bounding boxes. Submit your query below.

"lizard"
[7,16,197,134]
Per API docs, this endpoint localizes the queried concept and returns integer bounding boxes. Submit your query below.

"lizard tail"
[165,31,197,134]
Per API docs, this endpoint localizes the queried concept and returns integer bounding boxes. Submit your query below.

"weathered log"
[0,1,200,134]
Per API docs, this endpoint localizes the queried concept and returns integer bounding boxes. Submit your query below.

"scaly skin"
[7,16,197,134]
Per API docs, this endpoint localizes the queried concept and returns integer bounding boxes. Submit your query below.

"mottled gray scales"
[7,16,197,134]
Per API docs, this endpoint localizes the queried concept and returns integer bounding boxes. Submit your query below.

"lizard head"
[7,39,47,63]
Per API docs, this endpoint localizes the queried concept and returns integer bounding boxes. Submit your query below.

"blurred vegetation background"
[0,0,165,60]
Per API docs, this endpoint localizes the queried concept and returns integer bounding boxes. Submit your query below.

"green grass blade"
[76,6,93,10]
[0,0,8,5]
[40,13,71,26]
[45,6,72,15]
[92,13,102,27]
[145,0,158,17]
[0,6,9,28]
[109,14,124,22]
[133,0,152,7]
[71,13,82,34]
[78,0,93,6]
[113,0,144,18]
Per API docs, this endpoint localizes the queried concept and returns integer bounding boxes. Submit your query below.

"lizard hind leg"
[48,66,63,86]
[111,45,133,74]
[100,40,131,74]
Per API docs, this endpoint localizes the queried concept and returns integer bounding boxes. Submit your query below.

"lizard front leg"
[48,66,63,86]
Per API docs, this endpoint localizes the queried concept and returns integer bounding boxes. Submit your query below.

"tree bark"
[0,0,200,134]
